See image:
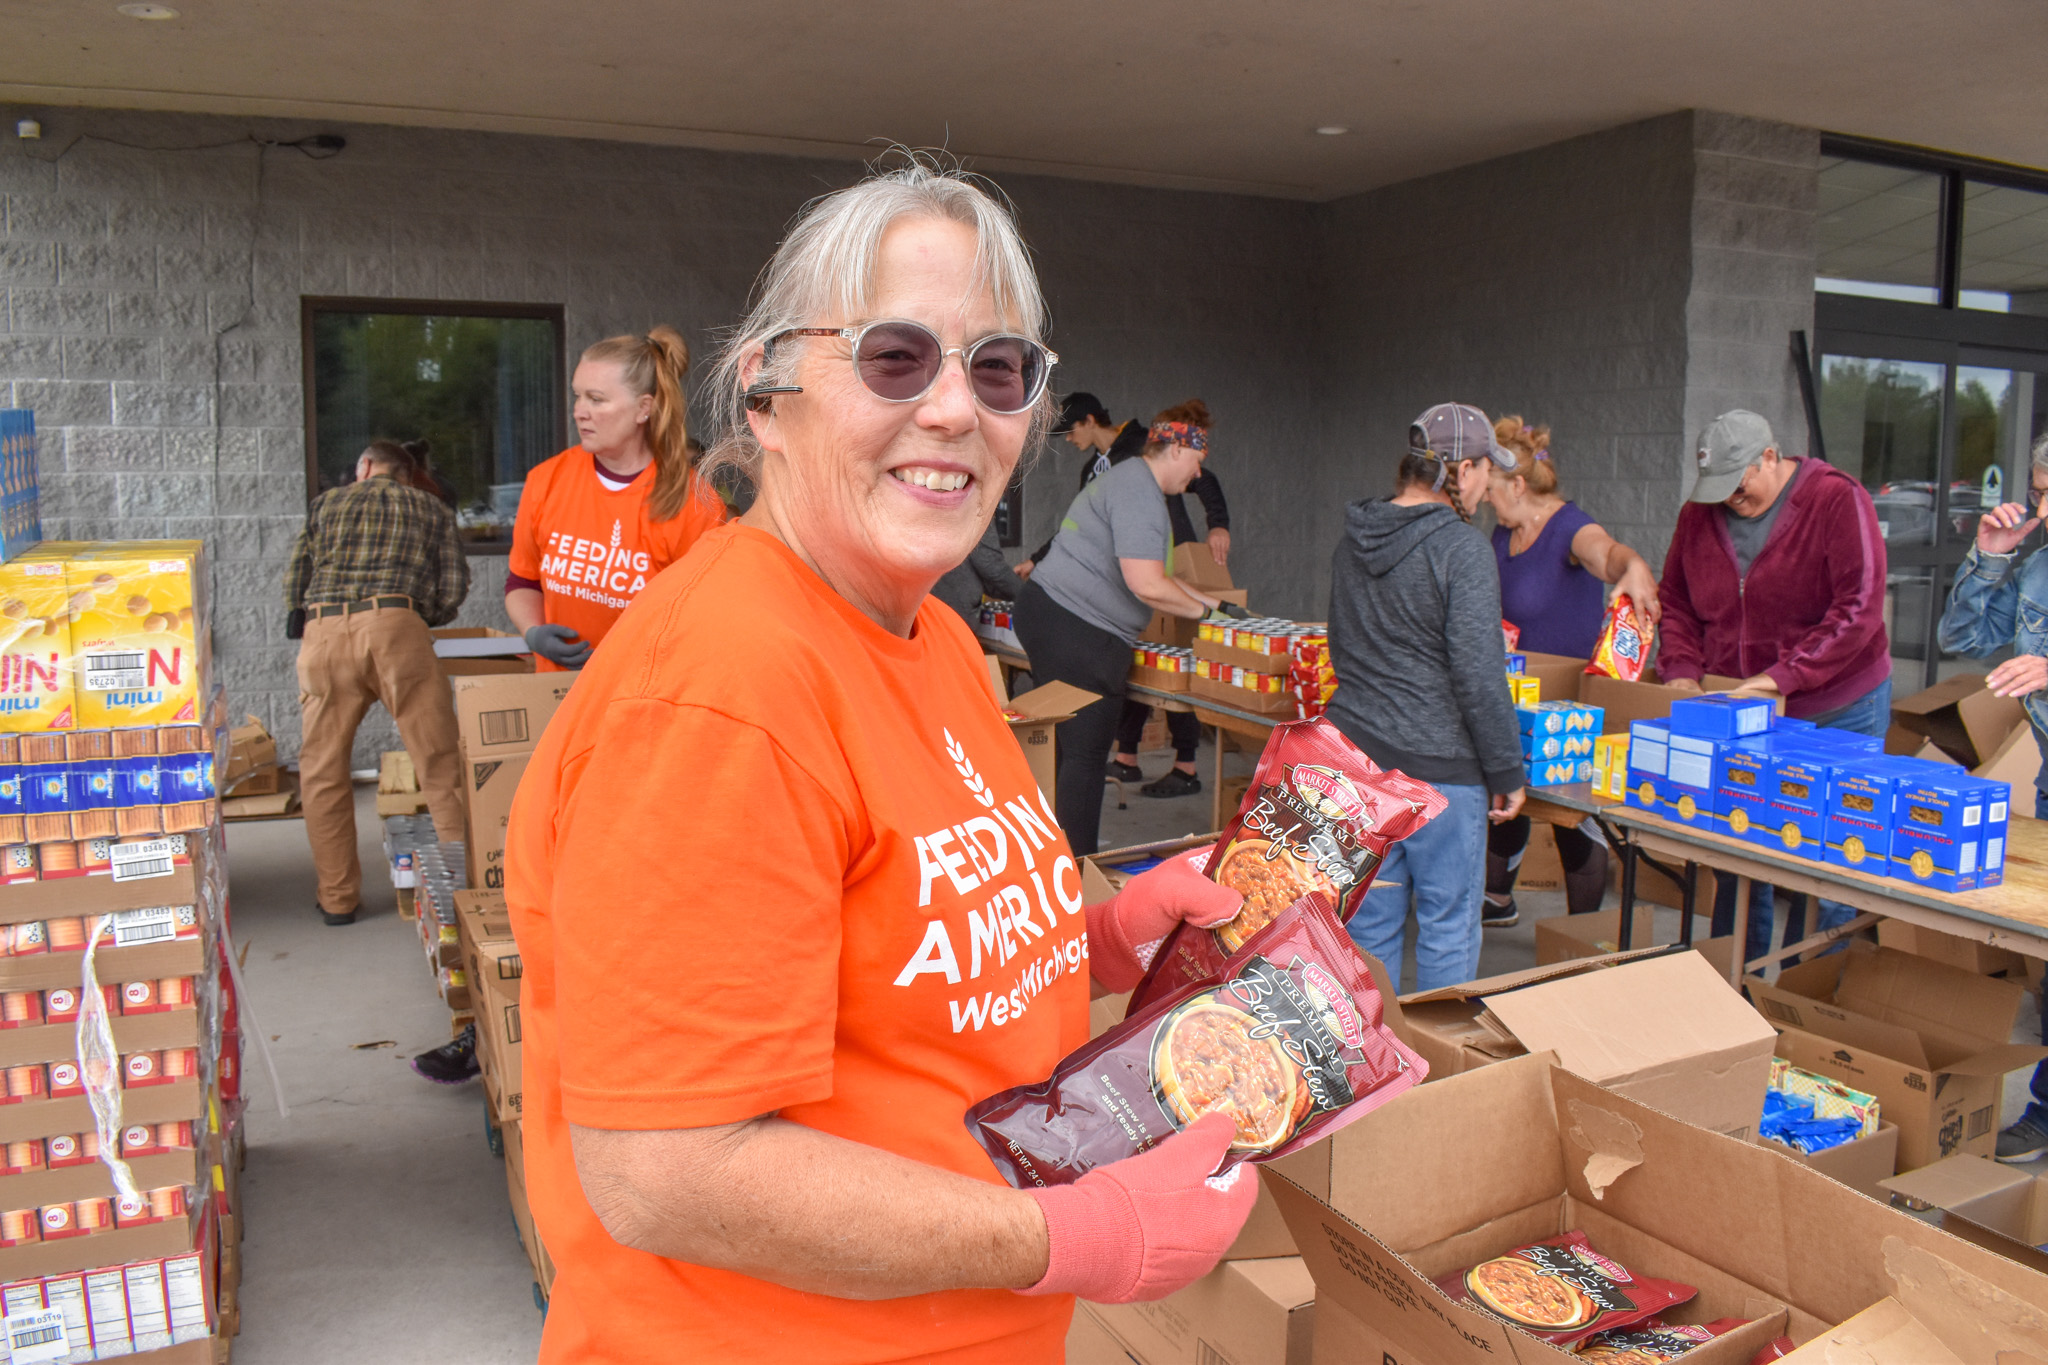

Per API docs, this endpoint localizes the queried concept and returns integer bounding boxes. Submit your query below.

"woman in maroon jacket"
[1657,409,1891,963]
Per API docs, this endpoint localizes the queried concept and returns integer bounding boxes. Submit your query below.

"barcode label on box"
[478,707,530,747]
[1970,1105,1995,1140]
[1757,998,1802,1027]
[4,1307,69,1363]
[82,652,148,692]
[110,840,179,883]
[110,905,179,945]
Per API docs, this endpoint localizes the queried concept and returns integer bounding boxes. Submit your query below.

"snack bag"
[1577,1317,1749,1361]
[1502,619,1521,651]
[1435,1230,1696,1347]
[966,894,1425,1187]
[1128,719,1445,1012]
[1747,1339,1796,1363]
[1585,594,1649,682]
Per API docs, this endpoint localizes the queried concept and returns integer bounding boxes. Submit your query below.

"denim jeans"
[1347,782,1489,993]
[1710,678,1892,964]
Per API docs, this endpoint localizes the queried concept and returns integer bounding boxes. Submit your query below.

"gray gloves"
[1207,600,1251,621]
[524,623,591,669]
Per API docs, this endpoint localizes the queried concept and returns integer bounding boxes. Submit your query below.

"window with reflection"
[1818,355,1946,546]
[1961,181,2048,315]
[1816,158,1944,304]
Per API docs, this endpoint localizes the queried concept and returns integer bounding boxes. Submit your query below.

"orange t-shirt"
[505,524,1092,1364]
[507,446,728,670]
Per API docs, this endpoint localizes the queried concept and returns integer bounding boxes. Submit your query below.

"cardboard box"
[1127,662,1191,693]
[1746,942,2048,1170]
[1892,674,2027,768]
[0,556,75,733]
[1882,1154,2048,1276]
[1088,1255,1315,1365]
[1876,918,2028,978]
[458,891,522,1126]
[1067,1305,1141,1364]
[1531,909,1734,980]
[1519,652,1586,705]
[1760,1120,1899,1201]
[1771,1297,1969,1365]
[221,716,274,788]
[463,753,530,892]
[451,673,574,759]
[1189,672,1294,716]
[1193,637,1291,677]
[1002,680,1101,797]
[1401,949,1774,1138]
[1579,670,1747,735]
[1271,1054,2048,1365]
[1975,720,2044,788]
[64,543,208,728]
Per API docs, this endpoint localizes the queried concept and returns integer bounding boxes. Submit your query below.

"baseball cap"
[1689,410,1775,503]
[1409,403,1514,471]
[1052,391,1112,434]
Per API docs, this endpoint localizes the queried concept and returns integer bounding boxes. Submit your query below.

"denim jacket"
[1939,544,2048,787]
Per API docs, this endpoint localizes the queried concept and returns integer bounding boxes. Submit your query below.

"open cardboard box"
[1399,948,1775,1138]
[1770,1296,1974,1365]
[1087,1256,1315,1365]
[431,626,534,676]
[1579,669,1751,734]
[1140,543,1246,647]
[1892,673,2027,769]
[1003,680,1102,797]
[1532,908,1735,980]
[1877,917,2029,979]
[1760,1121,1900,1203]
[1883,1154,2048,1277]
[1269,1054,2048,1365]
[1746,942,2048,1170]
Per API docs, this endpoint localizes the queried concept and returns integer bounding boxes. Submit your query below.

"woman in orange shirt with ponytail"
[507,327,728,670]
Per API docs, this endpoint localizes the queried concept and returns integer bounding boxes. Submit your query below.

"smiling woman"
[501,158,1258,1365]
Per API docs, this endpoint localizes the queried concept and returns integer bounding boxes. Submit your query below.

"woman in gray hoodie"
[1325,403,1527,991]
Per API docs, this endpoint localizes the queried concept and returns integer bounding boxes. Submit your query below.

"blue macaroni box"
[1626,720,1674,812]
[1657,731,1719,826]
[1505,653,1526,676]
[1823,758,1923,877]
[1759,748,1833,858]
[1977,779,2013,889]
[1713,736,1779,844]
[1891,770,2011,893]
[1668,694,1776,740]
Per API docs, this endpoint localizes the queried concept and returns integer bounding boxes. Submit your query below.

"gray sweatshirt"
[1325,499,1525,795]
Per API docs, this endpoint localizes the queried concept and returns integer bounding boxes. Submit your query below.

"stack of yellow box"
[1592,732,1631,798]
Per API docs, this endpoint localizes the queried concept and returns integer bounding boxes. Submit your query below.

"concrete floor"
[208,740,2041,1360]
[225,787,543,1363]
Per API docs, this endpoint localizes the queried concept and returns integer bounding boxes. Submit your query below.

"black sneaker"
[1481,896,1519,928]
[320,904,359,926]
[411,1023,480,1086]
[1106,759,1143,783]
[1996,1115,2048,1163]
[1141,769,1202,799]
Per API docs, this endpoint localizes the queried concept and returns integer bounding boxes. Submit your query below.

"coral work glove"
[1018,1113,1260,1304]
[1085,851,1241,993]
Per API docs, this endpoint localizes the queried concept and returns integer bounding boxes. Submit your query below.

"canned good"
[2,1140,42,1174]
[161,1047,197,1078]
[38,1203,72,1236]
[0,1209,39,1245]
[149,1186,185,1219]
[121,1124,154,1153]
[4,1065,44,1102]
[0,990,40,1027]
[124,1051,160,1084]
[45,1133,80,1164]
[7,922,46,956]
[158,976,195,1008]
[45,916,85,950]
[121,979,158,1012]
[115,1192,150,1224]
[73,1198,111,1232]
[158,1120,193,1149]
[47,1060,81,1096]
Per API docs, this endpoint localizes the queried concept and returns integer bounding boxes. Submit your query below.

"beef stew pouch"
[1129,718,1445,1012]
[966,893,1425,1187]
[1435,1230,1697,1347]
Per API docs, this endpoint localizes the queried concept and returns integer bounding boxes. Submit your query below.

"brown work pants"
[297,608,465,914]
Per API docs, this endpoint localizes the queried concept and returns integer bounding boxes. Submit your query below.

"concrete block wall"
[0,107,1317,763]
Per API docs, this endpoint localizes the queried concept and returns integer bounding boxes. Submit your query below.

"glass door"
[1937,354,2048,680]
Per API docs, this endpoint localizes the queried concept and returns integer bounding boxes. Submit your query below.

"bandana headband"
[1149,421,1208,453]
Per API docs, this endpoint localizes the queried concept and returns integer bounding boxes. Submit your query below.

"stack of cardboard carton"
[449,674,573,894]
[0,535,244,1361]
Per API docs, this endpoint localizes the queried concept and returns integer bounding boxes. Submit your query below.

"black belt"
[308,595,416,619]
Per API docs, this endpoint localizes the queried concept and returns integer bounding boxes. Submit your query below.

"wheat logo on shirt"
[893,727,1090,1034]
[539,519,651,611]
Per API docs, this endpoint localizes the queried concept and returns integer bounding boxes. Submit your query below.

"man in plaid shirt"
[285,441,471,925]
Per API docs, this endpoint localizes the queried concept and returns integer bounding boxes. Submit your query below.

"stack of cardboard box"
[449,674,573,894]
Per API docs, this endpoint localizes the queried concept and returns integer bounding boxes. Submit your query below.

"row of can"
[0,977,199,1028]
[1131,645,1195,674]
[0,1048,200,1105]
[0,1184,191,1247]
[1195,619,1326,658]
[0,905,202,956]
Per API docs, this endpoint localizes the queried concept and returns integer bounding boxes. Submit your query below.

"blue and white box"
[1668,694,1776,741]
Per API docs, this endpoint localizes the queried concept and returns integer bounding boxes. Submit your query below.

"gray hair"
[2033,431,2048,478]
[701,153,1052,487]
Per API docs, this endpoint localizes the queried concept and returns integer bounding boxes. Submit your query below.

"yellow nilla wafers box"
[0,551,78,732]
[65,541,209,727]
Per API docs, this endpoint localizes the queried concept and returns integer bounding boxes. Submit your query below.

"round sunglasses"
[745,320,1057,415]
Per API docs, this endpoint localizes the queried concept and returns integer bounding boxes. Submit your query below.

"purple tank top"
[1492,501,1605,659]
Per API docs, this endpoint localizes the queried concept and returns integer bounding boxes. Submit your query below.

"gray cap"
[1689,410,1775,504]
[1409,403,1514,472]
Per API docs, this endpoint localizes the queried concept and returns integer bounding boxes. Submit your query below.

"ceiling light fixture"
[1315,125,1349,136]
[116,3,180,18]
